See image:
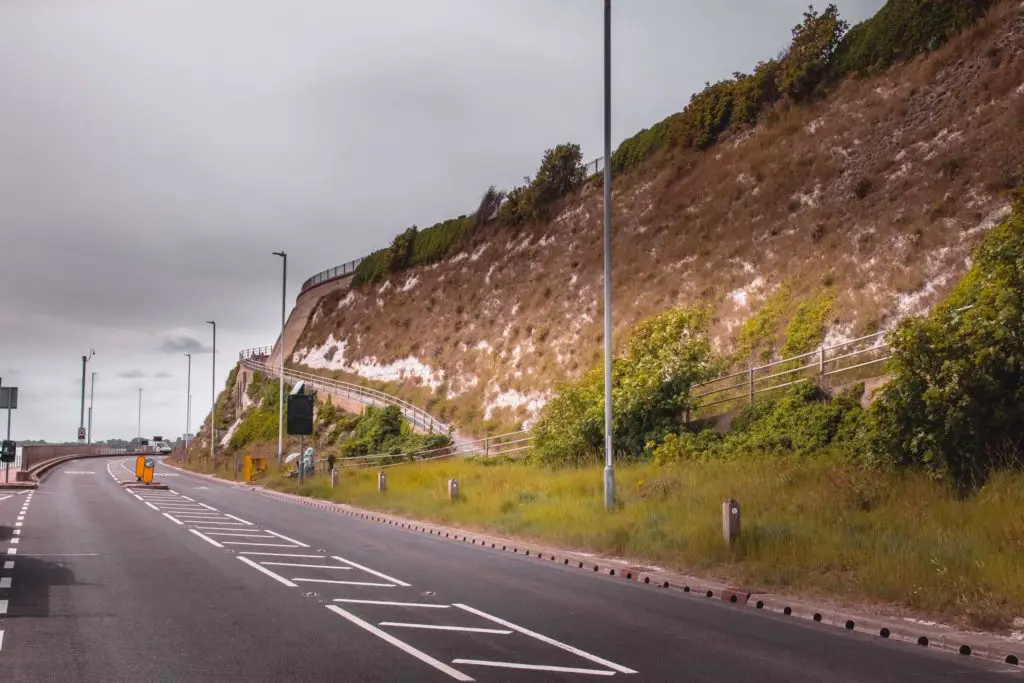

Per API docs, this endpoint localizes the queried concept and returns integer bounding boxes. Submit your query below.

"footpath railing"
[239,354,449,436]
[300,258,364,293]
[320,429,534,471]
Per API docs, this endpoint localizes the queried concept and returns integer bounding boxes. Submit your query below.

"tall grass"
[251,452,1024,630]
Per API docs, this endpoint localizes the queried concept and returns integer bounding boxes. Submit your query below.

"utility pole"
[137,388,143,439]
[602,0,616,510]
[185,353,192,442]
[273,251,287,468]
[79,349,94,441]
[207,320,217,464]
[87,372,96,443]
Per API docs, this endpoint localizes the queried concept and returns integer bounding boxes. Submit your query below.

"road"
[0,457,1017,682]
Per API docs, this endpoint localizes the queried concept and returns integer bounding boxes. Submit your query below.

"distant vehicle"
[155,441,172,454]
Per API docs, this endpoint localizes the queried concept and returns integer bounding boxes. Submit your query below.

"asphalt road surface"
[0,457,1017,682]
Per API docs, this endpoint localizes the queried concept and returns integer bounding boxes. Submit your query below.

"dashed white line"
[224,514,253,526]
[380,622,512,635]
[451,660,615,676]
[237,556,298,587]
[326,605,473,682]
[144,502,159,511]
[3,561,12,570]
[163,513,184,526]
[0,599,7,615]
[10,539,18,545]
[0,628,4,652]
[178,495,196,502]
[198,503,217,511]
[5,549,15,556]
[0,577,11,589]
[131,494,143,501]
[333,599,450,609]
[264,530,310,548]
[260,562,351,570]
[188,529,224,548]
[452,604,637,675]
[294,578,394,587]
[331,556,410,587]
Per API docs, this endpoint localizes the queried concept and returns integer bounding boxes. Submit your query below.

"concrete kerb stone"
[159,461,1023,669]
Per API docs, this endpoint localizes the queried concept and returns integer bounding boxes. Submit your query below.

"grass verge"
[175,448,1024,631]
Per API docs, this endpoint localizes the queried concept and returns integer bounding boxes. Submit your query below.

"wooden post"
[447,478,459,501]
[378,471,387,493]
[723,498,741,546]
[748,368,754,404]
[819,347,825,376]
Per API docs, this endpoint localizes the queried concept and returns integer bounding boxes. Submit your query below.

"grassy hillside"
[292,0,1024,434]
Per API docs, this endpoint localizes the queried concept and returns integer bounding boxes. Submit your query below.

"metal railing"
[313,429,534,471]
[300,257,364,293]
[239,346,274,361]
[239,355,449,436]
[690,305,975,418]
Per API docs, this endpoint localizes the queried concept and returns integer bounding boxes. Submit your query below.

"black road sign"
[287,394,314,435]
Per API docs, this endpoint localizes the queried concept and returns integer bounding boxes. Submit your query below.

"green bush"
[831,0,993,78]
[781,290,835,357]
[410,216,473,267]
[869,190,1024,489]
[385,226,417,272]
[500,143,586,226]
[352,248,388,287]
[230,407,279,450]
[532,308,715,465]
[612,120,671,173]
[668,79,740,150]
[777,4,850,102]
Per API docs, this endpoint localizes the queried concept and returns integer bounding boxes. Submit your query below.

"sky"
[0,0,886,443]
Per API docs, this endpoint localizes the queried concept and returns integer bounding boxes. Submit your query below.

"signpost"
[0,386,18,483]
[287,382,314,483]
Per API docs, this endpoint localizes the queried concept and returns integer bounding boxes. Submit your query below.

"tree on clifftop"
[777,4,850,101]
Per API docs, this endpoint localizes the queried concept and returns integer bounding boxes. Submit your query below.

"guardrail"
[240,346,274,361]
[239,355,450,436]
[16,445,155,482]
[300,257,364,293]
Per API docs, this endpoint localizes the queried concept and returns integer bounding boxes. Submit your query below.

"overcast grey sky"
[0,0,885,442]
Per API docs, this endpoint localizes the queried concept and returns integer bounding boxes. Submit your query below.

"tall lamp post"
[137,388,143,439]
[79,349,95,441]
[184,353,192,443]
[602,0,616,510]
[87,372,96,444]
[207,320,216,464]
[273,251,287,468]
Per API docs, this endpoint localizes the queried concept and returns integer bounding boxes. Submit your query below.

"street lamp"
[79,349,95,441]
[137,387,143,439]
[207,320,216,464]
[184,353,192,443]
[87,372,96,444]
[273,251,287,468]
[602,0,615,510]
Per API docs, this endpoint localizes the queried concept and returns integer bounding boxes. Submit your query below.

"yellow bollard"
[135,455,146,482]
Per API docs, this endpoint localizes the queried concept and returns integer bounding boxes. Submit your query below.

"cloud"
[154,371,173,379]
[160,335,211,355]
[118,369,146,379]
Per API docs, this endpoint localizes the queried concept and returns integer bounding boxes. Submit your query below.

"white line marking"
[205,532,275,538]
[191,524,247,529]
[239,552,325,558]
[10,539,18,545]
[381,622,512,635]
[163,513,184,525]
[159,511,220,516]
[188,529,224,548]
[14,523,21,528]
[331,555,410,587]
[16,516,23,521]
[333,599,450,609]
[326,605,473,682]
[224,514,252,526]
[264,530,309,547]
[0,629,4,652]
[0,600,7,615]
[198,503,217,511]
[132,494,143,501]
[238,556,298,587]
[453,604,637,674]
[12,530,19,536]
[452,660,615,676]
[6,548,16,556]
[221,541,296,547]
[3,561,12,570]
[144,502,159,511]
[179,495,196,502]
[295,578,394,587]
[0,495,10,503]
[260,562,351,570]
[0,577,11,589]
